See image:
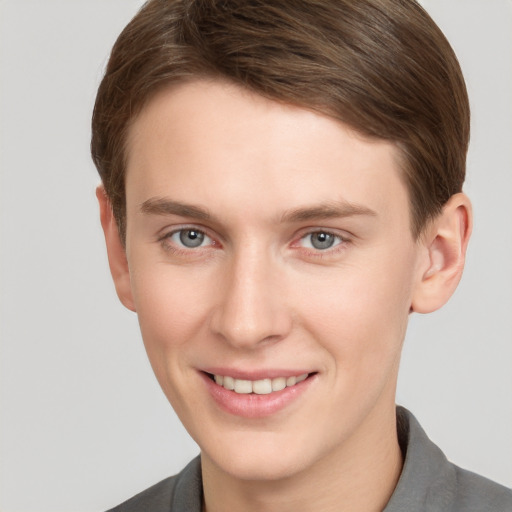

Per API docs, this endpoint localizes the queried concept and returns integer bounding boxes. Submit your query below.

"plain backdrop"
[1,1,511,511]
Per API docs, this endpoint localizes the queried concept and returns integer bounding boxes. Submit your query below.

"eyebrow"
[140,197,377,223]
[140,197,211,220]
[281,201,377,223]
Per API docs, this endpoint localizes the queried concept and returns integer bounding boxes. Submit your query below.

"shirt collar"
[384,406,456,511]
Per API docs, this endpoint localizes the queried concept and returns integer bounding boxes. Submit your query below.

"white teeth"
[213,373,310,394]
[286,376,296,386]
[223,375,235,390]
[234,379,252,394]
[252,379,272,395]
[271,377,286,391]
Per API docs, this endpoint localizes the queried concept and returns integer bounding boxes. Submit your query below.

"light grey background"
[1,1,511,511]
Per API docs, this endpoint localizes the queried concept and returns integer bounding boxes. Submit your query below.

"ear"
[96,185,136,312]
[411,193,472,314]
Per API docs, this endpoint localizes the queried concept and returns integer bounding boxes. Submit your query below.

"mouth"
[208,372,310,394]
[201,369,317,418]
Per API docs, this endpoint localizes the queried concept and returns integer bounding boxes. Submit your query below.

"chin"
[200,429,326,483]
[213,450,304,482]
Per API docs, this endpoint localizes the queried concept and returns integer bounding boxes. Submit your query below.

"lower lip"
[200,372,314,418]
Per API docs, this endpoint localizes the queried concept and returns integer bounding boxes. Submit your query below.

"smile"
[212,373,309,394]
[202,370,316,418]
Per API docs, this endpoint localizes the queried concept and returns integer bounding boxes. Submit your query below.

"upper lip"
[201,368,314,380]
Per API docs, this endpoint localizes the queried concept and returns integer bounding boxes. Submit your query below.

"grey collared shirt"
[107,407,512,511]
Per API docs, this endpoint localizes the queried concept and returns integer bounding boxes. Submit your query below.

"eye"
[169,228,212,248]
[299,231,342,250]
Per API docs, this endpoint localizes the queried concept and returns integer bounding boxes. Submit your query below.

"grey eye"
[310,232,335,250]
[176,229,206,248]
[300,231,342,250]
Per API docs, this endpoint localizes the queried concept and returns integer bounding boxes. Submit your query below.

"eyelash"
[157,227,350,257]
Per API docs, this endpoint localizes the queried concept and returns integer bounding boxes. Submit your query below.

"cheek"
[129,264,217,422]
[129,262,214,373]
[298,251,416,370]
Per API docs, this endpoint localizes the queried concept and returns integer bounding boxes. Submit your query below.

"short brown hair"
[91,0,470,241]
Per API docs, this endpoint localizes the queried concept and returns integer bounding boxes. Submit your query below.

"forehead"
[125,79,410,230]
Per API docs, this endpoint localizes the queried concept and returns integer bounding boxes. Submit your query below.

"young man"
[91,1,512,510]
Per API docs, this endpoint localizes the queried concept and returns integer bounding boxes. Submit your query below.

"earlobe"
[96,185,136,312]
[411,193,472,314]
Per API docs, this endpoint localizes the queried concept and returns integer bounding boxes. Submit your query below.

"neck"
[201,403,403,512]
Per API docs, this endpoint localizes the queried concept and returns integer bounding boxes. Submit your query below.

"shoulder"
[389,407,512,512]
[451,465,512,512]
[106,475,178,512]
[105,457,202,512]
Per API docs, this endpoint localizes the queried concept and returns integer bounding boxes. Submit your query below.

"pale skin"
[98,79,472,512]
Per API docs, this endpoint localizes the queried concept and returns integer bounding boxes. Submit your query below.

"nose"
[209,246,292,349]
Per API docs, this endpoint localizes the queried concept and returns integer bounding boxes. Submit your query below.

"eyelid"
[294,227,351,243]
[158,222,209,238]
[300,232,341,247]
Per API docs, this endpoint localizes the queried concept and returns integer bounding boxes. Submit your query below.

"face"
[121,80,425,482]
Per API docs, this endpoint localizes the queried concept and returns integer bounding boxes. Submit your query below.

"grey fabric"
[106,407,512,511]
[106,456,202,512]
[385,407,512,511]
